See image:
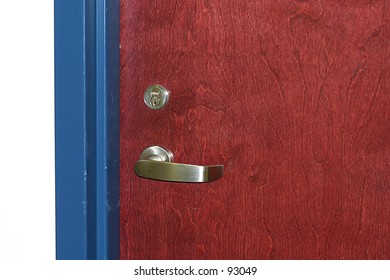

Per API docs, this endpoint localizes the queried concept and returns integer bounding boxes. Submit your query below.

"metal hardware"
[134,146,224,183]
[143,85,169,109]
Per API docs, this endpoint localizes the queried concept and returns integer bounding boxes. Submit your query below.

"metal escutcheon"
[143,85,169,110]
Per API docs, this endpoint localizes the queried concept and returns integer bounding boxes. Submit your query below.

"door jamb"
[55,0,120,259]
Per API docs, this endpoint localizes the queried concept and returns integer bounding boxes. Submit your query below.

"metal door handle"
[134,146,224,183]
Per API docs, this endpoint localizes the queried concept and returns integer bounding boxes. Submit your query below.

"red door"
[120,0,390,259]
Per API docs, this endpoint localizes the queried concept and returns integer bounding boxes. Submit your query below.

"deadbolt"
[144,85,169,110]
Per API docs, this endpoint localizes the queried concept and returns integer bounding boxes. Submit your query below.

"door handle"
[134,146,224,183]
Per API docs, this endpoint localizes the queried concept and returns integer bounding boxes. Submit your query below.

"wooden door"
[120,0,390,259]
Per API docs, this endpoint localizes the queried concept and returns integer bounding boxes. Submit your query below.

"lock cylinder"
[143,85,169,110]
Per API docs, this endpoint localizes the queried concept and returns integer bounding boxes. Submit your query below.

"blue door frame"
[55,0,120,259]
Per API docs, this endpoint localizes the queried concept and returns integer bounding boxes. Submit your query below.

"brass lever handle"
[134,146,224,183]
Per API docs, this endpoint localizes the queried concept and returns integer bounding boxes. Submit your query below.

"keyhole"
[149,92,161,107]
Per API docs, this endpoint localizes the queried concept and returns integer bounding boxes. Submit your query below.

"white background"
[0,1,54,259]
[0,1,389,279]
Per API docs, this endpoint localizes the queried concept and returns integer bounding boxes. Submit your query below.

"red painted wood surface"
[120,0,390,259]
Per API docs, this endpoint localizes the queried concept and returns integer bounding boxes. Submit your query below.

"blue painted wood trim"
[95,0,120,260]
[55,0,120,260]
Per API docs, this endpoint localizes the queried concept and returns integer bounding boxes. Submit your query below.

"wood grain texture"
[120,0,390,259]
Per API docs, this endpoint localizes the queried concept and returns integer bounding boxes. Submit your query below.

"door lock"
[144,85,169,110]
